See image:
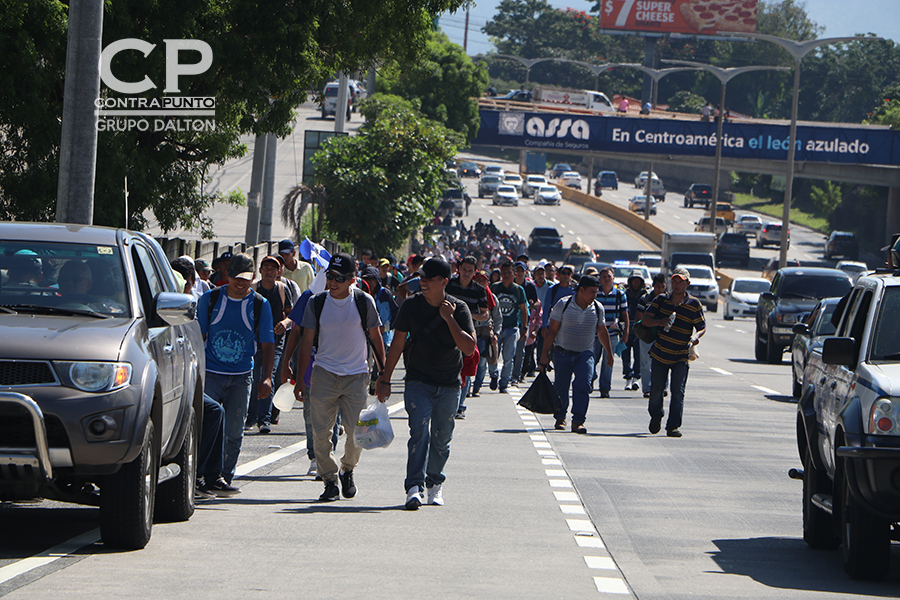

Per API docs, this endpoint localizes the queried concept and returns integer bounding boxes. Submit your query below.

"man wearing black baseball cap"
[296,252,385,502]
[377,257,476,510]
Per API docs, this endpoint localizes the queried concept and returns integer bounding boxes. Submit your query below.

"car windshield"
[532,228,560,237]
[871,288,900,361]
[0,241,130,317]
[685,267,713,279]
[779,275,851,300]
[485,167,503,174]
[497,186,515,193]
[563,172,580,178]
[324,86,338,97]
[839,264,867,274]
[460,162,477,169]
[538,186,557,193]
[639,256,661,267]
[482,176,501,183]
[733,280,770,294]
[555,164,571,170]
[504,175,522,181]
[527,176,544,182]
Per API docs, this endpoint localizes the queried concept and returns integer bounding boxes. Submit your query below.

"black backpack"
[206,287,264,342]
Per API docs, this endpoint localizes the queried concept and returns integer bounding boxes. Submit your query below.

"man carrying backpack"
[197,253,275,488]
[295,253,386,502]
[539,275,614,434]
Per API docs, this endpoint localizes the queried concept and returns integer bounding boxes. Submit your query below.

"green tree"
[810,181,843,217]
[666,91,706,114]
[0,0,467,235]
[378,31,488,144]
[310,96,460,253]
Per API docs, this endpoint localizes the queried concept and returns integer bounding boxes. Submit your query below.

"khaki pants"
[309,366,369,483]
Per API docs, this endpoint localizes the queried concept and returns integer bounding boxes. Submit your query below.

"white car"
[534,185,561,205]
[722,277,770,320]
[835,260,870,283]
[680,264,719,312]
[502,173,523,194]
[559,171,582,189]
[492,185,519,207]
[634,171,660,188]
[694,216,727,236]
[734,214,764,237]
[483,165,506,178]
[628,195,657,215]
[522,174,548,197]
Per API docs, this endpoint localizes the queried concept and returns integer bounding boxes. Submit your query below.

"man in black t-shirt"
[376,257,476,511]
[446,256,489,418]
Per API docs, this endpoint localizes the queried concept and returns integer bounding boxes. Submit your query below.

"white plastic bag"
[353,401,394,450]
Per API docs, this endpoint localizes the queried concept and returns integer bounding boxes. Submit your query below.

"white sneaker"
[306,459,317,477]
[405,486,424,510]
[426,484,444,506]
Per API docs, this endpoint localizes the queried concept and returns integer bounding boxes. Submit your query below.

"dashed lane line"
[753,385,781,395]
[709,367,732,376]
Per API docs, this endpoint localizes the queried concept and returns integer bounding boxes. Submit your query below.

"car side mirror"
[822,337,855,366]
[155,292,196,326]
[792,323,808,335]
[760,291,775,301]
[722,289,730,296]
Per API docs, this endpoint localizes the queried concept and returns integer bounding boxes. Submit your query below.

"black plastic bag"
[517,371,562,415]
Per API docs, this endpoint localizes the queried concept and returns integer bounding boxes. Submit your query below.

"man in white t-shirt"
[295,252,385,502]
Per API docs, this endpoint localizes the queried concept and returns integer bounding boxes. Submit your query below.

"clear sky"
[438,1,899,56]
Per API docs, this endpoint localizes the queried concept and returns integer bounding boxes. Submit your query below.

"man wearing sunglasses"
[295,253,385,502]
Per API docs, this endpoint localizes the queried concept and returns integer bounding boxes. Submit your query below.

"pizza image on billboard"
[600,0,758,35]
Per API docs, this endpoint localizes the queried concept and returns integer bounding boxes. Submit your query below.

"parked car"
[634,171,660,188]
[595,171,619,193]
[457,161,481,178]
[790,297,840,398]
[0,223,204,549]
[680,264,719,312]
[757,221,790,248]
[477,175,502,198]
[734,214,764,237]
[559,171,583,190]
[722,277,770,320]
[754,267,852,363]
[522,174,548,197]
[683,184,712,208]
[694,216,727,236]
[502,173,524,194]
[637,253,662,279]
[550,163,572,179]
[716,232,750,267]
[528,227,563,253]
[824,230,859,260]
[321,81,353,120]
[492,185,519,206]
[628,195,657,215]
[705,202,736,224]
[534,185,562,205]
[835,260,870,283]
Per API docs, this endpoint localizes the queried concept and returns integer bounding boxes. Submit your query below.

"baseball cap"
[583,266,600,276]
[260,255,280,268]
[378,258,391,267]
[278,239,295,254]
[671,267,690,281]
[194,258,213,273]
[327,252,356,276]
[361,266,382,284]
[628,269,645,282]
[421,257,452,279]
[578,275,600,289]
[228,253,255,280]
[515,261,528,271]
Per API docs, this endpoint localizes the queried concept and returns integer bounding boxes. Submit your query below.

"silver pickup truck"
[795,273,900,580]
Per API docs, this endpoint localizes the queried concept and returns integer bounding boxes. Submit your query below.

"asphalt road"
[5,110,898,599]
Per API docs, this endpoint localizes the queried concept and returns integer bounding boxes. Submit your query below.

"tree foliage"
[378,31,488,144]
[810,181,843,216]
[310,95,460,254]
[0,0,467,235]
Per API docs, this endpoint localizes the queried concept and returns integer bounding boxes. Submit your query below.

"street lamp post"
[494,55,555,85]
[719,33,882,269]
[665,60,789,236]
[612,64,699,110]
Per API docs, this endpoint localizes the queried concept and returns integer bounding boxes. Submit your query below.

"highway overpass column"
[259,133,277,242]
[244,133,267,245]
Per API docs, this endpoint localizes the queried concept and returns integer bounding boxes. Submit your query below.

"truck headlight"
[868,397,900,435]
[777,313,799,324]
[55,361,132,393]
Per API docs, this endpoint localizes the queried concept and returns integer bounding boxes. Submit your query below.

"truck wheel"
[766,329,783,364]
[101,421,158,550]
[841,466,890,579]
[155,406,198,523]
[754,328,767,362]
[803,452,839,549]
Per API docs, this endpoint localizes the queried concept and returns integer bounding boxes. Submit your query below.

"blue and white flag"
[299,238,331,271]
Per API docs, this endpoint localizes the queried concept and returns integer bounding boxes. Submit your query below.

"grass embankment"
[730,192,830,234]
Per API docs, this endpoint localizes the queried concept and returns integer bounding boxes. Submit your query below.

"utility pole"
[335,72,349,133]
[56,0,103,225]
[259,133,277,243]
[244,133,267,245]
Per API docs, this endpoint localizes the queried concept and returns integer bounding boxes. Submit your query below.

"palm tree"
[280,183,326,242]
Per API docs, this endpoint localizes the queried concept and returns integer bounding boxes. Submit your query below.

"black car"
[824,230,859,260]
[550,163,572,179]
[716,232,750,267]
[528,227,563,254]
[754,267,852,364]
[684,184,712,208]
[457,161,481,178]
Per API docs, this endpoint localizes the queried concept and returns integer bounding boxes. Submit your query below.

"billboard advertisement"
[600,0,759,35]
[474,110,900,167]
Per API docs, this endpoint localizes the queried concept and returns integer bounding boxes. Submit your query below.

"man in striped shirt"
[639,268,706,437]
[594,267,628,398]
[539,275,614,434]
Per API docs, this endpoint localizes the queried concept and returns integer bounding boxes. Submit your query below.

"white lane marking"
[576,537,606,549]
[542,458,563,465]
[753,385,781,395]
[550,479,573,488]
[546,469,566,477]
[534,442,553,449]
[585,556,618,570]
[567,519,597,533]
[561,504,587,515]
[714,324,725,329]
[554,491,579,501]
[593,577,631,594]
[551,218,557,222]
[0,529,100,585]
[672,215,681,220]
[735,329,747,333]
[710,367,732,376]
[568,230,575,235]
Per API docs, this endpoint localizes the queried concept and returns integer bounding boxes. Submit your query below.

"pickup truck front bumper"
[837,439,900,521]
[0,392,54,498]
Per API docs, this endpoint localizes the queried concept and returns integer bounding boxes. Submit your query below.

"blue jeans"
[198,394,225,480]
[639,339,654,394]
[512,333,527,381]
[552,348,595,424]
[622,334,640,379]
[648,357,689,431]
[594,331,619,392]
[205,370,253,482]
[498,327,520,390]
[248,341,283,426]
[404,380,460,492]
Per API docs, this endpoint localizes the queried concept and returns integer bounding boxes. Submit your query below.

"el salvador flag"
[299,238,331,271]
